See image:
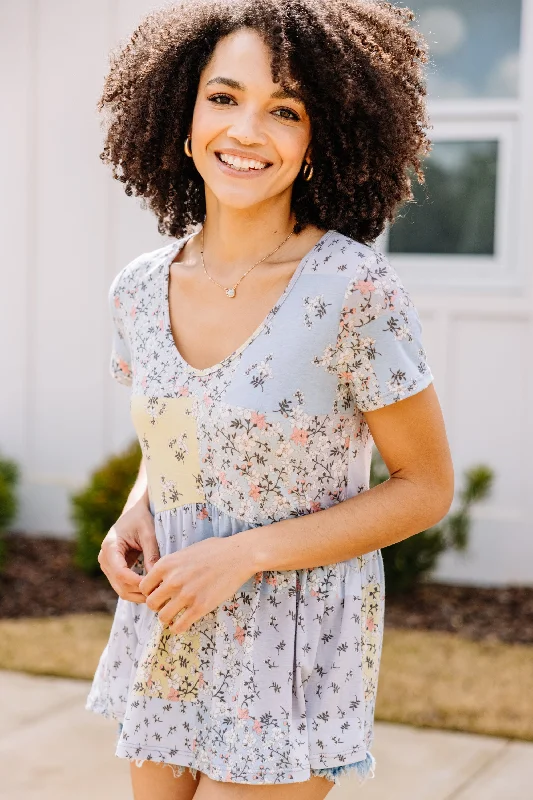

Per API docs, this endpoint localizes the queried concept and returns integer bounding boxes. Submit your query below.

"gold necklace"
[200,226,295,298]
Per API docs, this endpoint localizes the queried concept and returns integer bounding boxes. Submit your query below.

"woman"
[86,2,454,798]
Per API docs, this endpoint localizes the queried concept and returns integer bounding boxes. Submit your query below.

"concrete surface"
[1,670,531,799]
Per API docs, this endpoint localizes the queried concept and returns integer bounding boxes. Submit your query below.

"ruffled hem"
[114,721,375,786]
[125,755,377,787]
[119,742,376,786]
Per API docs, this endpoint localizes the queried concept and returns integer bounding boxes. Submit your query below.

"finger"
[116,566,143,589]
[105,539,135,575]
[157,596,188,626]
[100,538,144,588]
[144,584,172,612]
[139,559,165,595]
[119,590,147,604]
[139,526,161,574]
[100,566,146,603]
[169,606,200,635]
[103,563,143,597]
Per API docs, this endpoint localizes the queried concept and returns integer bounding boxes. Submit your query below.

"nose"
[226,109,268,147]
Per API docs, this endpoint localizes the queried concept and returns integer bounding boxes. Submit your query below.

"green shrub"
[71,440,142,575]
[0,454,20,572]
[370,450,494,593]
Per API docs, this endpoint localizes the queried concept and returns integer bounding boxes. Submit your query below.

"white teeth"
[218,153,268,171]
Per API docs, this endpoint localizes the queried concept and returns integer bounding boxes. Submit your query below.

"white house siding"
[1,0,532,585]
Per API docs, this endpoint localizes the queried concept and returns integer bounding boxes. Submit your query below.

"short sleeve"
[108,272,133,387]
[334,251,434,412]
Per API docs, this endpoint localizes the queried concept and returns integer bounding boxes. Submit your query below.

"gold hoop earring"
[302,161,314,181]
[184,136,193,158]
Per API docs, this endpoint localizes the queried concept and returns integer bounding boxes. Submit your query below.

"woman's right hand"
[98,497,161,603]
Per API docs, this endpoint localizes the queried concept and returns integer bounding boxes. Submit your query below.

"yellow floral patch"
[361,580,383,702]
[130,395,205,512]
[133,617,203,702]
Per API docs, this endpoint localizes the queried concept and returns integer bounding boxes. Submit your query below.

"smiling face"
[188,28,312,211]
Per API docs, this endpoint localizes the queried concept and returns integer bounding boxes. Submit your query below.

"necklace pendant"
[225,287,236,298]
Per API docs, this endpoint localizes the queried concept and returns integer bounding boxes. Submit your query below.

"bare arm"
[235,384,454,572]
[122,456,150,513]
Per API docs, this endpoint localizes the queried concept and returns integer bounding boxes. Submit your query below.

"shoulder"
[309,231,399,284]
[308,231,411,309]
[108,239,181,307]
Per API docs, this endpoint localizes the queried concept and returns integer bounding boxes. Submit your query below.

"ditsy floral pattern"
[86,228,433,786]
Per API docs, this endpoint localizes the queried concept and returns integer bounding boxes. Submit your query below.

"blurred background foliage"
[71,440,142,575]
[0,454,19,572]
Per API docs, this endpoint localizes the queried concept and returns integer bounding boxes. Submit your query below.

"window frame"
[381,107,520,290]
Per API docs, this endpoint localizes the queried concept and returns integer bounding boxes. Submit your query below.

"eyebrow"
[205,76,304,102]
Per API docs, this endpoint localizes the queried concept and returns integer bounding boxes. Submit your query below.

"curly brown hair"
[97,0,430,244]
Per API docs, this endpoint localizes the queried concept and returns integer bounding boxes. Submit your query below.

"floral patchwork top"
[86,228,434,786]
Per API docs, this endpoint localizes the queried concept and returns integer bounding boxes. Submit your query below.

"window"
[384,1,524,288]
[389,140,498,256]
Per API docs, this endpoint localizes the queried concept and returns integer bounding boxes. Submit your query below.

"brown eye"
[274,107,300,122]
[208,93,236,105]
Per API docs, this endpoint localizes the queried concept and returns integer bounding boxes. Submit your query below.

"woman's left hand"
[138,534,257,633]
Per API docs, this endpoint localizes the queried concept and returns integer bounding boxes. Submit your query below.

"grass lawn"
[0,614,531,741]
[376,628,533,741]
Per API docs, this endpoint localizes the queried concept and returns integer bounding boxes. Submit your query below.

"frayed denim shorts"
[116,721,376,787]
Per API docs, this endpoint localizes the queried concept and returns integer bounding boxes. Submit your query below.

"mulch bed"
[1,532,533,645]
[384,583,533,646]
[0,533,118,618]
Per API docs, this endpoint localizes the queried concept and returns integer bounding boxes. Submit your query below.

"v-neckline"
[161,228,335,377]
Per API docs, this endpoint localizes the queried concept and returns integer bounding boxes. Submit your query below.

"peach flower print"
[114,295,120,308]
[218,470,228,486]
[290,428,308,446]
[118,358,131,377]
[253,719,262,733]
[234,625,246,645]
[354,280,376,293]
[249,484,261,500]
[366,616,376,632]
[197,507,209,520]
[250,411,267,429]
[237,707,250,719]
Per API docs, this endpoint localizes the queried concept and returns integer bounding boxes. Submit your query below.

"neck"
[201,187,297,275]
